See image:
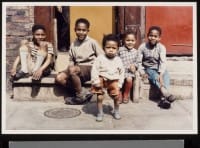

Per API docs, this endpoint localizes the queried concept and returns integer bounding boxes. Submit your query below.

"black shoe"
[158,99,171,109]
[13,70,29,81]
[59,47,68,52]
[64,93,93,105]
[64,97,78,105]
[166,95,176,103]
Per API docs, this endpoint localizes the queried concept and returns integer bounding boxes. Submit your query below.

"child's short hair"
[102,34,120,48]
[75,18,90,28]
[147,26,162,36]
[32,24,46,33]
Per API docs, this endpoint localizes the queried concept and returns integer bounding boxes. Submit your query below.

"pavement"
[3,54,196,134]
[3,91,196,134]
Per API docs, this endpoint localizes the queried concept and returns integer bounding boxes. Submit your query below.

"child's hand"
[93,83,101,88]
[10,68,17,76]
[39,41,48,50]
[129,64,136,73]
[141,73,148,80]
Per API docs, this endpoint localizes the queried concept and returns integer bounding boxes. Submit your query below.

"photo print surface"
[1,2,197,134]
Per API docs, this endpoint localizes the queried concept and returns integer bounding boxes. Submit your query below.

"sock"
[123,78,133,99]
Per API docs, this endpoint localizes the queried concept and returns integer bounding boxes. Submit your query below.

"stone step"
[12,71,193,101]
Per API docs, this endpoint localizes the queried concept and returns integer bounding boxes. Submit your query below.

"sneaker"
[113,112,121,120]
[158,99,171,109]
[64,97,77,105]
[166,95,176,103]
[64,93,93,105]
[13,70,29,80]
[96,113,104,122]
[75,91,93,104]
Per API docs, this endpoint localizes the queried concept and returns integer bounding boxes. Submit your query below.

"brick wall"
[6,6,34,90]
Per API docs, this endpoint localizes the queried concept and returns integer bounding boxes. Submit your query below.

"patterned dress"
[118,46,138,78]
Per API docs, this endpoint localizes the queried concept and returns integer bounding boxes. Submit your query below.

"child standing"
[55,18,104,104]
[10,24,54,81]
[118,31,139,104]
[91,34,124,122]
[137,26,176,109]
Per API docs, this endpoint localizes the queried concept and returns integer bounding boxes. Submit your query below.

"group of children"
[10,18,176,122]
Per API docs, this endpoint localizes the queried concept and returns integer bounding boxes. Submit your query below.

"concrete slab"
[4,93,195,133]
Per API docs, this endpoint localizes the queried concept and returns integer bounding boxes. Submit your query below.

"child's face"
[104,41,118,59]
[33,29,46,45]
[147,29,161,46]
[75,23,89,41]
[124,34,136,50]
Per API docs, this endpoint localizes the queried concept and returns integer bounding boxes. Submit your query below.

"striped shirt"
[118,46,138,78]
[28,42,54,63]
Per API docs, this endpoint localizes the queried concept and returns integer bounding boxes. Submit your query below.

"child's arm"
[91,56,101,87]
[92,40,104,56]
[10,56,20,76]
[32,42,53,80]
[136,44,146,76]
[118,59,125,89]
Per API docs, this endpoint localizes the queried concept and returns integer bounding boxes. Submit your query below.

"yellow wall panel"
[70,6,114,47]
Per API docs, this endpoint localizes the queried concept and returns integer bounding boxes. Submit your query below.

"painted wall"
[70,6,114,47]
[146,6,193,55]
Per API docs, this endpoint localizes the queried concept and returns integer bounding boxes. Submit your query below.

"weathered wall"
[6,6,34,90]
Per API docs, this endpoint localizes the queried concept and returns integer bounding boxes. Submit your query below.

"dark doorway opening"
[55,6,70,52]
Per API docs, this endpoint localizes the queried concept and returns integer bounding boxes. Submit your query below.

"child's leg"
[113,95,121,120]
[96,94,104,122]
[19,44,29,73]
[122,77,133,103]
[108,80,121,120]
[161,70,176,102]
[133,71,141,102]
[146,68,176,104]
[32,50,47,72]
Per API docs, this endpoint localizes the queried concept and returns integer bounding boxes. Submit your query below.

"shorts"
[91,76,120,97]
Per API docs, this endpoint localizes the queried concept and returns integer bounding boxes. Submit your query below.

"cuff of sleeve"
[92,79,100,85]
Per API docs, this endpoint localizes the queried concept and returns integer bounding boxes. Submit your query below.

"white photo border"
[1,1,198,135]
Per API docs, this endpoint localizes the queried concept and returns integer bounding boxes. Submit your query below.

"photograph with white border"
[1,2,197,134]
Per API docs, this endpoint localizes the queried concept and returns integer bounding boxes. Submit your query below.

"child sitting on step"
[10,24,54,81]
[137,26,176,109]
[118,30,140,104]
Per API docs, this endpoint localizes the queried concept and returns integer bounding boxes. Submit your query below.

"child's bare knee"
[97,95,104,102]
[19,40,29,52]
[55,73,66,83]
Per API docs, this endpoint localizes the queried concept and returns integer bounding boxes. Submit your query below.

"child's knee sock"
[97,95,104,114]
[113,96,119,113]
[123,80,133,99]
[19,46,29,73]
[33,50,47,72]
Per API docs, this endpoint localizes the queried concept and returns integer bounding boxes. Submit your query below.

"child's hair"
[102,34,120,48]
[32,24,46,33]
[75,18,90,28]
[147,26,162,36]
